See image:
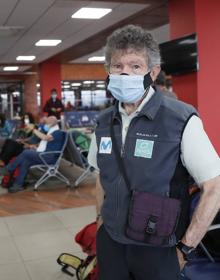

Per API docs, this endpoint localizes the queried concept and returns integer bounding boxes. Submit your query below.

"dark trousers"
[97,225,181,280]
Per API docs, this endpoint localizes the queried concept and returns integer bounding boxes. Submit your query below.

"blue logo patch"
[134,139,154,158]
[99,137,112,154]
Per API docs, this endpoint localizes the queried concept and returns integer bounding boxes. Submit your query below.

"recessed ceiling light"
[36,83,40,87]
[35,39,62,46]
[3,66,19,71]
[88,56,105,62]
[16,56,36,61]
[72,8,112,19]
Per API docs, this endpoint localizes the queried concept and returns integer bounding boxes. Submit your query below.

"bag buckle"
[145,216,157,234]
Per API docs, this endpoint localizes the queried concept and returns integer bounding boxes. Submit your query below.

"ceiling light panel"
[72,8,112,19]
[3,66,19,71]
[35,39,62,46]
[16,56,36,61]
[88,56,105,62]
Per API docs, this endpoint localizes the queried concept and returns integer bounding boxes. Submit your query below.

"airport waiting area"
[0,112,98,279]
[0,1,220,280]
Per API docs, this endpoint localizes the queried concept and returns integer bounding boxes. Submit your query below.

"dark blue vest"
[95,91,197,246]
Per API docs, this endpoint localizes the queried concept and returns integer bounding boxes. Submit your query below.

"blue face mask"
[107,73,153,103]
[43,124,50,132]
[51,94,57,101]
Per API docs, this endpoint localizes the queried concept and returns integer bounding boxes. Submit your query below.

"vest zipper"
[121,118,135,158]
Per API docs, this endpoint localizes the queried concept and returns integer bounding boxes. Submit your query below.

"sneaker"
[8,184,24,193]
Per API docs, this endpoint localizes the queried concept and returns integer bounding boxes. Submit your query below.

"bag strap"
[110,121,132,192]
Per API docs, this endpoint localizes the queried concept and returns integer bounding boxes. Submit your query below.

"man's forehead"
[47,116,56,124]
[111,48,147,61]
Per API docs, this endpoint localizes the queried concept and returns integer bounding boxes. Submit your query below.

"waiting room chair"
[63,131,96,187]
[31,131,70,190]
[0,119,19,138]
[181,221,220,279]
[178,188,220,280]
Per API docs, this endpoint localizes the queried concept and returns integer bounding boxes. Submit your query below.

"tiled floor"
[0,206,96,280]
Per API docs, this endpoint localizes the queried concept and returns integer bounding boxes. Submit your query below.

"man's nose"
[120,65,131,75]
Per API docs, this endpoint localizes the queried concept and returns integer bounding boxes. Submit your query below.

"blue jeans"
[7,149,54,187]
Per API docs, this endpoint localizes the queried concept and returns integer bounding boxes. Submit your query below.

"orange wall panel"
[61,64,107,81]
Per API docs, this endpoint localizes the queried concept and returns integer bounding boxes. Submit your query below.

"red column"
[39,60,62,112]
[24,74,39,118]
[169,0,220,153]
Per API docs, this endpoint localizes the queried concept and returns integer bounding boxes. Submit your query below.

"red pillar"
[169,0,220,153]
[39,60,62,111]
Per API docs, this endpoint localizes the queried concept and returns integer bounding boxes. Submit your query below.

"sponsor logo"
[99,137,112,154]
[134,139,154,158]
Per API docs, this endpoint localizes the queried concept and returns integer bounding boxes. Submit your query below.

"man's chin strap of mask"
[140,72,154,101]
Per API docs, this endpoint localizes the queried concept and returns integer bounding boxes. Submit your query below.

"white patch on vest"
[136,132,158,138]
[134,139,154,158]
[99,137,112,154]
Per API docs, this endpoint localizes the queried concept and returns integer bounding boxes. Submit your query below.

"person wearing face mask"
[87,25,220,280]
[43,88,64,119]
[0,116,65,192]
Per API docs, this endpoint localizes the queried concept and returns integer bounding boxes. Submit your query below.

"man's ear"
[150,65,161,82]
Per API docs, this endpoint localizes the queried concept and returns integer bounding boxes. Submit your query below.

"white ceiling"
[73,23,170,63]
[0,1,149,63]
[0,0,169,74]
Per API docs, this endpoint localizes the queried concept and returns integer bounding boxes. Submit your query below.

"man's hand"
[47,135,53,141]
[24,144,37,149]
[176,248,187,271]
[97,217,103,231]
[16,138,25,144]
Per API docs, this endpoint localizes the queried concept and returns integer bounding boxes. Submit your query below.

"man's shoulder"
[161,94,198,119]
[97,105,115,121]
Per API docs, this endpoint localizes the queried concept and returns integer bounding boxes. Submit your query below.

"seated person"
[0,116,47,166]
[12,112,35,139]
[0,116,65,193]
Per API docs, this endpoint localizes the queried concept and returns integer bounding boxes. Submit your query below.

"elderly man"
[88,25,220,280]
[0,116,65,193]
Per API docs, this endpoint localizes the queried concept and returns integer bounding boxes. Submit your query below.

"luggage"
[57,222,98,280]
